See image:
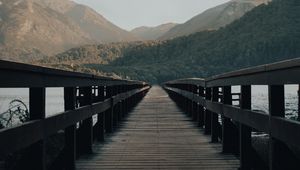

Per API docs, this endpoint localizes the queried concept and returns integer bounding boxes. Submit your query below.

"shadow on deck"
[76,86,239,170]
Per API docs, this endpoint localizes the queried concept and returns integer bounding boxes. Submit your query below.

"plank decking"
[76,86,239,170]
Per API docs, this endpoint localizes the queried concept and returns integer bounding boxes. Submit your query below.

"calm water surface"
[0,85,298,126]
[0,88,64,117]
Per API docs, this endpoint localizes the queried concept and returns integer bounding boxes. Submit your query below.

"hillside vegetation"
[131,23,177,40]
[159,0,271,40]
[39,0,300,83]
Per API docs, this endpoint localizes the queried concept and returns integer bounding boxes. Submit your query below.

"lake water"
[0,85,298,127]
[0,88,64,117]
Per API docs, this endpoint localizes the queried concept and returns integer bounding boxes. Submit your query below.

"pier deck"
[76,86,239,170]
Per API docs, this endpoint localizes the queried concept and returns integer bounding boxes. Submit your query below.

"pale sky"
[73,0,231,31]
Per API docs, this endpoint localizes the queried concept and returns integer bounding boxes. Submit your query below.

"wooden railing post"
[222,86,231,152]
[189,85,194,117]
[180,84,186,109]
[240,85,252,170]
[123,85,129,115]
[204,87,212,135]
[20,87,46,170]
[198,86,205,128]
[222,86,236,153]
[94,86,105,142]
[192,85,198,121]
[185,84,189,113]
[269,85,297,170]
[78,87,93,154]
[211,87,219,142]
[112,86,119,128]
[105,86,114,133]
[64,87,76,170]
[118,85,123,121]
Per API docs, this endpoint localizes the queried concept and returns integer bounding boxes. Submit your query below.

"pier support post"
[239,85,252,170]
[94,86,105,142]
[211,87,219,143]
[222,86,236,153]
[78,87,93,154]
[105,86,114,133]
[112,86,119,128]
[20,87,47,170]
[64,87,77,170]
[204,88,212,135]
[192,85,198,121]
[124,85,129,114]
[269,85,298,170]
[118,85,123,121]
[198,87,205,128]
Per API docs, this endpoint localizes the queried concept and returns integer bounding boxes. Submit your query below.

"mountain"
[0,0,138,61]
[159,0,271,40]
[131,23,177,40]
[37,41,149,66]
[0,0,93,58]
[36,0,300,83]
[36,0,139,43]
[39,0,138,43]
[36,0,75,14]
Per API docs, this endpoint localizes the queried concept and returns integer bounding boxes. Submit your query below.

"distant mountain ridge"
[35,0,139,43]
[131,23,177,40]
[0,0,138,61]
[0,0,93,59]
[38,0,300,83]
[159,0,271,40]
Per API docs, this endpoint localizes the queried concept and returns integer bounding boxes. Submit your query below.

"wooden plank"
[268,85,298,169]
[211,87,219,143]
[21,87,46,170]
[64,87,77,170]
[271,117,300,147]
[239,85,252,170]
[205,88,212,135]
[221,86,235,154]
[76,86,239,169]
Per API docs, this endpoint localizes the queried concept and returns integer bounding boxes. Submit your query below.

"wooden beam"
[78,87,93,155]
[239,85,252,170]
[204,88,212,135]
[64,87,77,170]
[20,87,46,170]
[211,87,219,143]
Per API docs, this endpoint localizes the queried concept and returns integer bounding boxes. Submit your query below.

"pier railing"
[164,58,300,170]
[0,60,150,170]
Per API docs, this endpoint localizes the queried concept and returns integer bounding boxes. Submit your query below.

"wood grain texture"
[76,86,239,170]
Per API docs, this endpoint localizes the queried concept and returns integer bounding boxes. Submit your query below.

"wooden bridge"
[1,59,300,170]
[76,86,239,169]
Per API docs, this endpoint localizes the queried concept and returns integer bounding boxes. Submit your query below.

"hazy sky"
[73,0,231,31]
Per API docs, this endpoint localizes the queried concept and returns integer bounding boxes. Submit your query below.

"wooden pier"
[76,86,239,169]
[1,59,300,170]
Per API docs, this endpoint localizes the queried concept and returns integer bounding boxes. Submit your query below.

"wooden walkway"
[76,86,239,170]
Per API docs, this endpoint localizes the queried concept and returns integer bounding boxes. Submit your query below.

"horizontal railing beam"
[0,86,150,157]
[0,60,146,87]
[164,86,299,149]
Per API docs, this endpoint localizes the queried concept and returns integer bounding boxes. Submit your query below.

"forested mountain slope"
[131,23,177,40]
[39,0,300,83]
[159,0,271,40]
[94,0,300,83]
